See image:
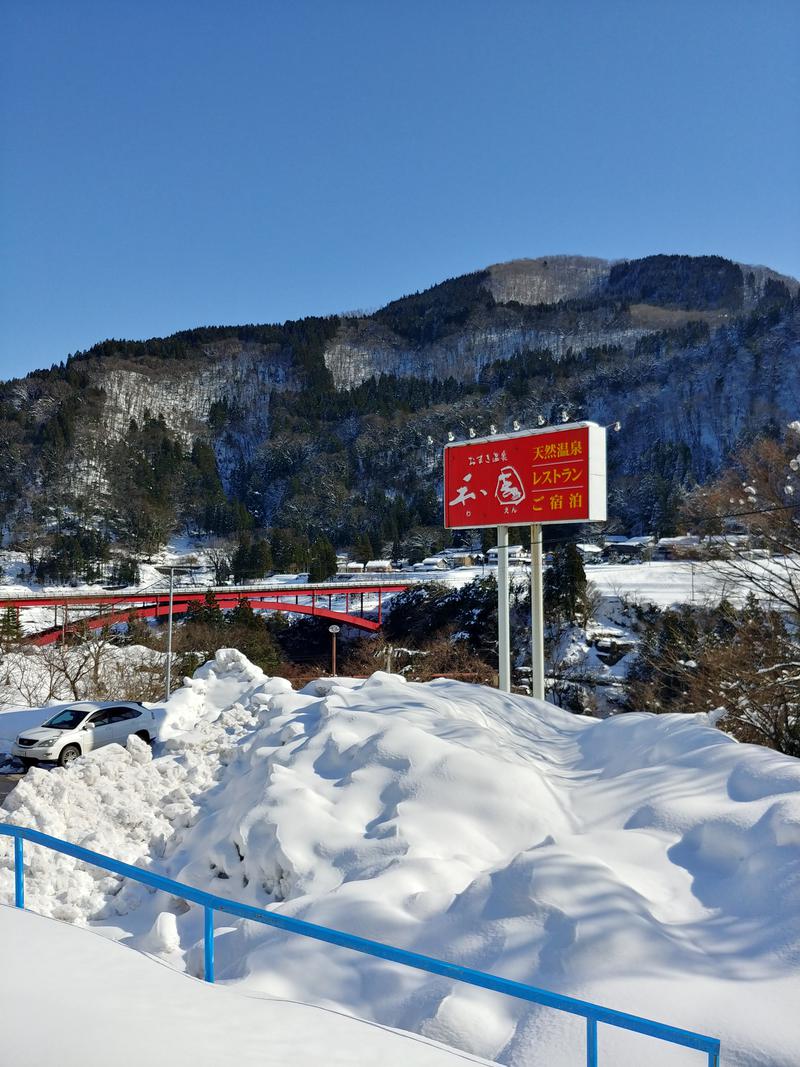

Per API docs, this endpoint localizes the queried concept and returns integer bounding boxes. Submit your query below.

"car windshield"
[42,708,91,730]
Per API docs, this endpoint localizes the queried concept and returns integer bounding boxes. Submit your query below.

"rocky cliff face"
[99,341,296,444]
[323,313,651,389]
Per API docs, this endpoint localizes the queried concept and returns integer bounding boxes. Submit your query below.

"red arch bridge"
[0,579,413,646]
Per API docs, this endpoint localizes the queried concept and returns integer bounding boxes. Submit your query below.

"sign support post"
[530,524,545,700]
[497,525,511,693]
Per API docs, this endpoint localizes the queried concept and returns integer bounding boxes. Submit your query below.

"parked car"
[13,702,156,769]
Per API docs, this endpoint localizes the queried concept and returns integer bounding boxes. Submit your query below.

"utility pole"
[155,564,194,702]
[165,566,175,700]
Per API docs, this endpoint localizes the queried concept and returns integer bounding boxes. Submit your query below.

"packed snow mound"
[0,650,274,918]
[3,655,800,1066]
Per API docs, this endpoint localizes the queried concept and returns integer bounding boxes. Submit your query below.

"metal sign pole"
[530,524,545,700]
[497,525,511,692]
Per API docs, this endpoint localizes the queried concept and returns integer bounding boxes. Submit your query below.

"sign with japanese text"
[443,422,606,529]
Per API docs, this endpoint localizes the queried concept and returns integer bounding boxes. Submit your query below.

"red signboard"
[443,422,606,529]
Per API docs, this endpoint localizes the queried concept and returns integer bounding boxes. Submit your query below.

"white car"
[13,702,156,769]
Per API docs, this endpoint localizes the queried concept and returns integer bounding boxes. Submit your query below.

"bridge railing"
[0,824,720,1067]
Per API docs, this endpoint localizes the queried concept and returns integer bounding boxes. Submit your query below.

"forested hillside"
[1,254,798,567]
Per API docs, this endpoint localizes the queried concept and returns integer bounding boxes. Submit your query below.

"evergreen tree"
[231,537,272,583]
[186,590,225,630]
[0,607,22,646]
[309,536,338,581]
[226,599,284,673]
[354,532,374,563]
[545,544,587,624]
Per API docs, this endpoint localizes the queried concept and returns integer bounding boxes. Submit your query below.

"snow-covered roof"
[657,535,701,547]
[576,543,603,554]
[365,560,392,568]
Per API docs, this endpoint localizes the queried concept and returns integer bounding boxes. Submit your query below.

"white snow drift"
[2,650,799,1066]
[0,906,491,1067]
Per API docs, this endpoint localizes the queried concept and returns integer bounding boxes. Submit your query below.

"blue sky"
[1,0,798,377]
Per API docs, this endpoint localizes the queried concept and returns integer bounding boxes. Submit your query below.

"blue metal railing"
[0,824,720,1066]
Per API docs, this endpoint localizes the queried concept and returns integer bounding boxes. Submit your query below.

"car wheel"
[135,730,152,745]
[58,744,81,768]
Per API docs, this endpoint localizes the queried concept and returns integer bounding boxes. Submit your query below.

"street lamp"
[328,624,340,677]
[154,564,196,700]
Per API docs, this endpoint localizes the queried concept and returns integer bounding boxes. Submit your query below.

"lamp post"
[328,624,340,677]
[154,564,195,701]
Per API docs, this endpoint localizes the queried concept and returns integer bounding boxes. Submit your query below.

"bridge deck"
[0,579,412,644]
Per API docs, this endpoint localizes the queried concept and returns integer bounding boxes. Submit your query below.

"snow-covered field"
[2,651,798,1066]
[0,907,491,1067]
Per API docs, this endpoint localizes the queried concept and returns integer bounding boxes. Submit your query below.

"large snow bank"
[2,652,800,1066]
[0,907,489,1067]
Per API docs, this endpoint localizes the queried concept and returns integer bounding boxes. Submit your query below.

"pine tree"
[354,532,374,563]
[0,607,22,646]
[309,536,338,581]
[563,543,587,622]
[545,544,587,624]
[186,590,225,630]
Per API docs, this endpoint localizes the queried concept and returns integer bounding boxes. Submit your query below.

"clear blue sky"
[1,0,798,378]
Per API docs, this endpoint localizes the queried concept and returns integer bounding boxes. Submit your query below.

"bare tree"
[683,424,800,619]
[206,540,234,585]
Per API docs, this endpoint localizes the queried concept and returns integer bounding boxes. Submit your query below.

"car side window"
[87,711,112,727]
[111,708,139,722]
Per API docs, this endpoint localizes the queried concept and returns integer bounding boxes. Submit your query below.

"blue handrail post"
[204,905,215,983]
[708,1053,718,1067]
[586,1016,598,1067]
[14,836,24,909]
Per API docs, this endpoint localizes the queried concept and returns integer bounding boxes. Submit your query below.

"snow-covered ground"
[584,558,800,610]
[0,907,491,1067]
[2,652,798,1066]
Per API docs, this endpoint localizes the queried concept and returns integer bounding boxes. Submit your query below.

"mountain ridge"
[1,253,798,553]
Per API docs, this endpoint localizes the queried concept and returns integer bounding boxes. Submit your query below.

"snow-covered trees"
[627,596,800,756]
[683,423,800,619]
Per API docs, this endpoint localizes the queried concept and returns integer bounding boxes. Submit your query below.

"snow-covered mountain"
[1,253,798,539]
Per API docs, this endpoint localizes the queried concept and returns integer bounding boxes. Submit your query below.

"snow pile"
[0,739,186,921]
[0,650,274,918]
[2,656,800,1065]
